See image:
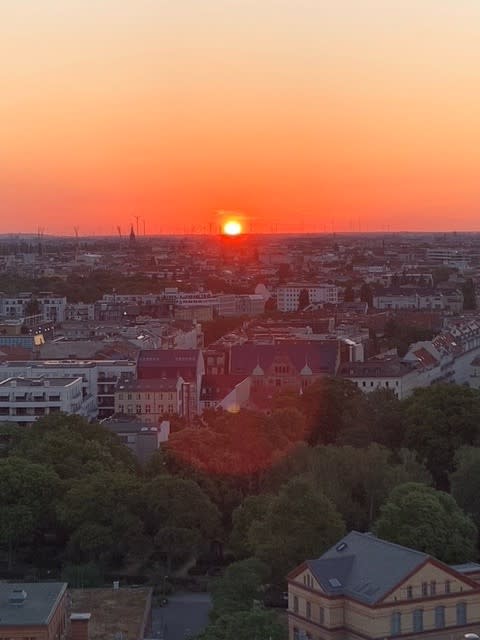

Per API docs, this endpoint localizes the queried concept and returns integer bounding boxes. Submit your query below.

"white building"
[0,359,136,420]
[277,283,339,312]
[0,292,67,323]
[0,376,96,425]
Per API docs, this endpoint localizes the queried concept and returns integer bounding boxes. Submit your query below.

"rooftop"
[0,582,67,627]
[0,376,81,388]
[303,531,428,605]
[70,587,152,640]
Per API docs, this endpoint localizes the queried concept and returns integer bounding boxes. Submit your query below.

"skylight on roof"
[328,578,342,588]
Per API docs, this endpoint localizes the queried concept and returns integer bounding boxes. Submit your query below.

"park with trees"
[2,379,480,638]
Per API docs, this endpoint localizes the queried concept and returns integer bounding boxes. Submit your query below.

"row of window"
[118,392,176,401]
[293,595,325,625]
[391,602,467,635]
[404,579,454,599]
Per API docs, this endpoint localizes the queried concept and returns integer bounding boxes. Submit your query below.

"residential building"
[199,374,251,412]
[137,349,205,417]
[0,359,136,419]
[0,376,96,425]
[114,377,185,421]
[0,582,68,640]
[102,416,170,464]
[277,283,339,312]
[288,531,480,640]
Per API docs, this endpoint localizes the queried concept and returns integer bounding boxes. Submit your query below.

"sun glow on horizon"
[223,220,243,236]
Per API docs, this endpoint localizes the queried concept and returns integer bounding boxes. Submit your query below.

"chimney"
[70,613,91,640]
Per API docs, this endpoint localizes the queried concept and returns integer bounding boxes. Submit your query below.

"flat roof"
[0,376,81,387]
[0,583,67,627]
[70,587,152,640]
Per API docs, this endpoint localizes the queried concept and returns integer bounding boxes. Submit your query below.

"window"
[319,607,324,625]
[430,580,436,596]
[391,612,401,636]
[435,605,445,629]
[145,404,151,414]
[293,596,299,613]
[406,585,413,599]
[456,602,467,625]
[421,582,428,596]
[306,602,311,619]
[413,609,423,632]
[444,580,451,594]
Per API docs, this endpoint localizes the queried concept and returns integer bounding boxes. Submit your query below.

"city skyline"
[2,1,480,235]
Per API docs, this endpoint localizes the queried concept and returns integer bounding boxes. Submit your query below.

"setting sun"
[223,220,242,236]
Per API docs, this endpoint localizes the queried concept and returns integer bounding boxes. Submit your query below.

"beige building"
[115,378,185,423]
[288,531,480,640]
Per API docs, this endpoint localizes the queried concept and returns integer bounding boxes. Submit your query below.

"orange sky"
[1,1,480,234]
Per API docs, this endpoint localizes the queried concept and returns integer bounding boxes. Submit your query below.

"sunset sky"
[1,1,480,235]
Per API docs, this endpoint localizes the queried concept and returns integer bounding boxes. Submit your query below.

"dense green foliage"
[1,376,480,626]
[374,483,477,563]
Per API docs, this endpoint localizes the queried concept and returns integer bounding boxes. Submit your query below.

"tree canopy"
[374,482,477,563]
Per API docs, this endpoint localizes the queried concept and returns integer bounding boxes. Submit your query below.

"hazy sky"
[1,1,480,234]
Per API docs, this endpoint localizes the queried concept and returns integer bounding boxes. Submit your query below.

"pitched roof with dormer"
[289,531,479,606]
[230,341,339,377]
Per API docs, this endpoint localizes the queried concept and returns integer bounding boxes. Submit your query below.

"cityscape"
[3,1,480,640]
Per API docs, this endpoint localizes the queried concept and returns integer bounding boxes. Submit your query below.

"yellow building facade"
[288,532,480,640]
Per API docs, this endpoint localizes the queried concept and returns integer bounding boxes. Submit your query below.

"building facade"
[0,583,68,640]
[0,376,96,425]
[288,531,480,640]
[277,284,339,312]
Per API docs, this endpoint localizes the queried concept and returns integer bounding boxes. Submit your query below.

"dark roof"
[339,357,412,379]
[0,582,67,626]
[305,531,427,605]
[450,562,480,574]
[230,342,338,376]
[200,374,248,401]
[138,349,200,366]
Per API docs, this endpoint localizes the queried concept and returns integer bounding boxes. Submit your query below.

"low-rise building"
[0,582,68,640]
[102,416,170,464]
[288,531,480,640]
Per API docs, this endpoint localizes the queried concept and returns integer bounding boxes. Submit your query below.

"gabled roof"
[298,531,428,605]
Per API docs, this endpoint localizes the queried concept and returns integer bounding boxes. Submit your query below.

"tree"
[373,482,477,563]
[0,457,60,568]
[249,478,345,581]
[299,377,367,446]
[451,447,480,528]
[15,413,136,480]
[198,609,287,640]
[360,283,373,307]
[297,288,310,311]
[143,475,221,570]
[58,471,143,564]
[343,284,355,302]
[462,278,477,310]
[403,385,480,489]
[262,444,431,531]
[210,558,270,619]
[230,495,273,559]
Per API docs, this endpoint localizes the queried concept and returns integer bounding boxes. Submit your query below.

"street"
[151,592,212,640]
